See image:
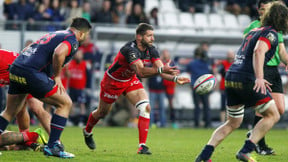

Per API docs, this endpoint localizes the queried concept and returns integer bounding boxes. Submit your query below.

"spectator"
[91,0,113,23]
[48,0,65,31]
[186,47,213,128]
[68,50,88,126]
[161,49,178,128]
[148,75,166,127]
[225,0,257,16]
[217,50,235,123]
[66,0,82,24]
[59,0,70,21]
[133,0,145,8]
[29,3,51,30]
[126,3,149,24]
[14,0,35,21]
[112,0,127,25]
[149,7,158,26]
[82,1,91,22]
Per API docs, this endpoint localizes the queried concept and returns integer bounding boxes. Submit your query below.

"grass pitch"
[1,126,288,162]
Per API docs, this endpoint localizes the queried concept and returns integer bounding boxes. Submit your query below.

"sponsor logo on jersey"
[267,32,276,44]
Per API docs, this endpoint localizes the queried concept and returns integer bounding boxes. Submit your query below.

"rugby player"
[243,0,288,155]
[195,2,288,161]
[83,23,190,154]
[0,17,91,158]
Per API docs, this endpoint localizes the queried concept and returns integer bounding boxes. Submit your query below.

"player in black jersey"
[0,17,91,158]
[195,2,288,162]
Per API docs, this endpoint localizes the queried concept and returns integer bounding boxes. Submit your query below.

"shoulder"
[120,41,139,54]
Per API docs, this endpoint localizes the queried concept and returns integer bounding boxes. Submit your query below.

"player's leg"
[237,100,280,160]
[16,102,30,132]
[27,97,51,134]
[158,92,166,127]
[149,91,156,127]
[195,105,244,162]
[0,94,27,134]
[220,90,227,123]
[192,90,201,127]
[253,66,285,155]
[83,98,113,150]
[39,90,74,158]
[202,94,211,128]
[78,90,87,126]
[126,88,152,155]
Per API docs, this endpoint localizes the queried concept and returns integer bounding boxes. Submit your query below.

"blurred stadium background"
[1,0,288,128]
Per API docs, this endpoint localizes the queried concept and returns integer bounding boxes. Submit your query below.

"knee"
[226,119,241,130]
[135,100,150,118]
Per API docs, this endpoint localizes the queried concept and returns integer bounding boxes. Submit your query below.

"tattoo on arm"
[0,132,24,147]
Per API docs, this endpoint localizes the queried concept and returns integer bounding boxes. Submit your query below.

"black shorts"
[264,65,283,93]
[225,72,272,107]
[8,65,56,98]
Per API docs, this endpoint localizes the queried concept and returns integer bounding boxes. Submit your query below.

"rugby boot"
[83,128,96,150]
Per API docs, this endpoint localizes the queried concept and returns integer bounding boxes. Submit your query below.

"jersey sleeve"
[120,46,141,65]
[149,46,160,63]
[63,36,79,56]
[258,30,278,50]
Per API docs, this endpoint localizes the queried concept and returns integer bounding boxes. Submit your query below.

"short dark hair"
[261,2,288,34]
[136,23,153,36]
[257,0,276,9]
[70,17,92,32]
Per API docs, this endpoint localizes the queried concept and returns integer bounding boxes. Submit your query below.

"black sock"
[240,140,256,153]
[253,116,262,127]
[258,136,266,148]
[199,145,214,160]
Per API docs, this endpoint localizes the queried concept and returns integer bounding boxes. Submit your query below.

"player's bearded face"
[141,30,154,48]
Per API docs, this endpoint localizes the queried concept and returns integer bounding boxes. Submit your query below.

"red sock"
[85,113,99,133]
[138,116,150,145]
[21,132,39,142]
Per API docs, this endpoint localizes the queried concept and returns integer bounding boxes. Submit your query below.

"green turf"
[1,126,288,161]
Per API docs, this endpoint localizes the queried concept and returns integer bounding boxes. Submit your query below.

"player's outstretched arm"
[160,73,190,85]
[130,60,178,78]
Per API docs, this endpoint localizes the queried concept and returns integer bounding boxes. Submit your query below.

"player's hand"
[253,78,272,94]
[176,76,191,85]
[54,76,65,95]
[285,64,288,71]
[163,60,179,75]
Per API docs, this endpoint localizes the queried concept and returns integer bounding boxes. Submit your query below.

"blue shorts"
[8,65,56,99]
[225,73,272,107]
[69,88,86,104]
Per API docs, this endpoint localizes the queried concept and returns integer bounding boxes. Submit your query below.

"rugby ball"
[193,74,216,95]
